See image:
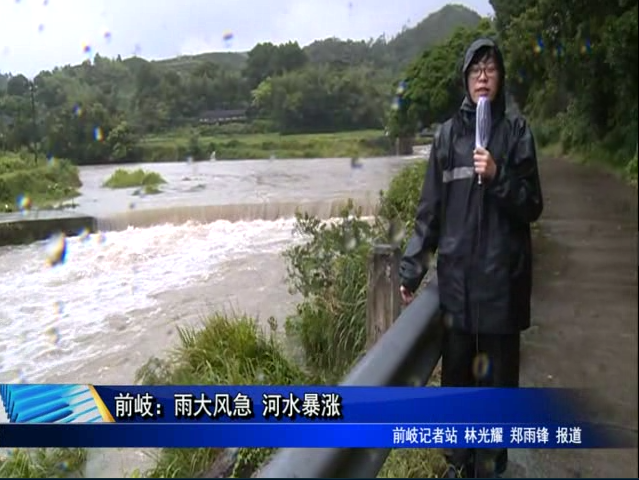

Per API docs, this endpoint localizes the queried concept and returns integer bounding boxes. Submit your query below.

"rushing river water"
[0,154,425,387]
[0,153,426,476]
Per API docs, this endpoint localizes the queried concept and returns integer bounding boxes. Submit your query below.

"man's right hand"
[400,285,414,305]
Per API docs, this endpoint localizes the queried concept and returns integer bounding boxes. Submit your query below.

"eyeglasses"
[468,64,498,80]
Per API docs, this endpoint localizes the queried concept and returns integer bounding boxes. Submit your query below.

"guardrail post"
[366,243,401,349]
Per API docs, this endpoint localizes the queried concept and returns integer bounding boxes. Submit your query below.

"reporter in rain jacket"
[398,38,543,478]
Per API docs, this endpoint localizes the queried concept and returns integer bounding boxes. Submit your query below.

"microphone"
[475,96,491,186]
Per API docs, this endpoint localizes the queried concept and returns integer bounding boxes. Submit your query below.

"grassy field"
[136,129,416,162]
[0,152,82,212]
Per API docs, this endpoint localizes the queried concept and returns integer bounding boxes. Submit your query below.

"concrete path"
[509,156,638,478]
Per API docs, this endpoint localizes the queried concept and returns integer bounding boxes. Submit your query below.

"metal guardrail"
[255,278,444,478]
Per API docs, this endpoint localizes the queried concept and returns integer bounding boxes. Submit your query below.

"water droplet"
[580,38,592,54]
[45,326,61,346]
[267,316,278,332]
[46,232,67,267]
[388,219,406,244]
[344,231,357,250]
[16,194,31,212]
[408,376,422,387]
[54,300,65,315]
[443,313,454,328]
[77,227,90,241]
[73,104,83,116]
[222,31,234,48]
[534,35,545,54]
[94,127,104,141]
[103,30,112,42]
[82,43,92,55]
[95,231,107,244]
[38,24,45,33]
[472,352,491,380]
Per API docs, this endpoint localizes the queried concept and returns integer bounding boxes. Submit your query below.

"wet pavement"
[509,156,638,478]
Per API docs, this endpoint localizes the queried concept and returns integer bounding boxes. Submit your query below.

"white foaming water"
[0,218,300,383]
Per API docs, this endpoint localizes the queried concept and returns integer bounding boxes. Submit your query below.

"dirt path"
[508,157,638,478]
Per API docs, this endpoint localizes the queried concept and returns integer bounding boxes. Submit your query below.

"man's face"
[467,57,499,104]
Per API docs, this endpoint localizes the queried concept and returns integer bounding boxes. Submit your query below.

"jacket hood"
[460,38,506,119]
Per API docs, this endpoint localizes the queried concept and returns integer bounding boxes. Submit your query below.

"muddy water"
[0,153,425,476]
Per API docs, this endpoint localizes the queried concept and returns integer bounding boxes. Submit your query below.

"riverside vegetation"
[0,152,81,212]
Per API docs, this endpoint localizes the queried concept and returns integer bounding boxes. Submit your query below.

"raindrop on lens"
[472,353,491,380]
[46,233,67,267]
[388,219,406,244]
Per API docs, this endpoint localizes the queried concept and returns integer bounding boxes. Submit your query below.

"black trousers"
[441,328,521,478]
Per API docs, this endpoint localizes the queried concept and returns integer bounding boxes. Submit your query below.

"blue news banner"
[0,385,632,448]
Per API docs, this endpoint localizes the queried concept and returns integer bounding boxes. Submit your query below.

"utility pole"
[29,80,38,164]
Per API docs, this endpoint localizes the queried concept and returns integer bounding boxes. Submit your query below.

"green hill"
[387,4,482,67]
[140,4,482,73]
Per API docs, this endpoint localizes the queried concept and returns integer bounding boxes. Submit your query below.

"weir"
[95,198,379,232]
[0,210,98,246]
[0,197,380,246]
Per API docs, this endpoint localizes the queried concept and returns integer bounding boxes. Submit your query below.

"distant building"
[198,109,247,125]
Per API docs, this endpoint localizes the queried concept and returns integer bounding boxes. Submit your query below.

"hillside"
[386,4,482,67]
[142,4,482,73]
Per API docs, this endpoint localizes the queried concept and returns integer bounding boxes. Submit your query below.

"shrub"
[283,202,378,381]
[0,154,81,210]
[136,314,306,478]
[103,168,166,189]
[0,448,86,478]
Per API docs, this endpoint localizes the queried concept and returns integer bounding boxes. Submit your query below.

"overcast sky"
[1,0,492,78]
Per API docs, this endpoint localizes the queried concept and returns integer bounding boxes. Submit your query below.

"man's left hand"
[473,146,497,181]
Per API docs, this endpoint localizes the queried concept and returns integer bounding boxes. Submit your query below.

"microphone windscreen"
[475,96,491,149]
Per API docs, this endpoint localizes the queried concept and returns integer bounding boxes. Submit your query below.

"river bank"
[0,153,82,213]
[0,129,428,217]
[134,129,421,163]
